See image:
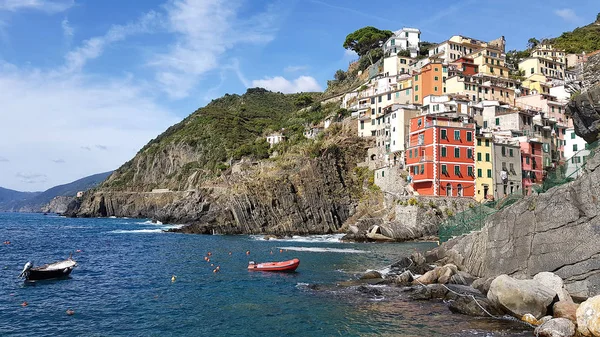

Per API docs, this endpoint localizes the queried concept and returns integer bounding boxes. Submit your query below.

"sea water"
[0,213,529,336]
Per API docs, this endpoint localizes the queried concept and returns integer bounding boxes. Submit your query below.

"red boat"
[248,258,300,272]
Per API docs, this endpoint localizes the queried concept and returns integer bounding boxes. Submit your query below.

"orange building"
[449,57,478,76]
[413,63,445,104]
[406,115,476,197]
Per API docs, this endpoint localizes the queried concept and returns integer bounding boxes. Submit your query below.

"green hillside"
[549,16,600,53]
[105,88,347,190]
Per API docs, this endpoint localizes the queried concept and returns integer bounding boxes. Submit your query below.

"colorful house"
[517,137,544,195]
[475,133,494,201]
[413,63,446,104]
[406,115,476,197]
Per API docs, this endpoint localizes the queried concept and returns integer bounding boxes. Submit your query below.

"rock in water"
[577,295,600,336]
[553,301,579,323]
[448,295,500,317]
[487,274,558,319]
[534,318,576,337]
[534,272,573,303]
[472,277,494,296]
[360,270,382,280]
[522,313,541,326]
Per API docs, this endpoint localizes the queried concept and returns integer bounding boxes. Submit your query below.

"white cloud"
[0,61,179,191]
[284,65,309,73]
[52,158,65,163]
[149,0,283,99]
[554,8,581,23]
[0,0,74,13]
[61,18,73,38]
[250,76,322,93]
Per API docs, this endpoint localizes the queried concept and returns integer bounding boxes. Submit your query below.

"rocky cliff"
[41,196,73,214]
[69,94,373,235]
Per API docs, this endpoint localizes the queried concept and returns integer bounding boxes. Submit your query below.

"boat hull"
[27,267,74,281]
[248,258,300,272]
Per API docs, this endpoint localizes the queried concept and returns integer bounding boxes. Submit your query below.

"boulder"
[553,301,579,323]
[437,265,456,284]
[472,277,494,296]
[407,284,448,300]
[393,270,413,286]
[448,295,501,317]
[534,318,576,337]
[449,271,477,286]
[360,270,382,280]
[356,285,383,297]
[414,268,439,285]
[567,83,600,144]
[410,251,426,266]
[487,274,558,319]
[534,272,573,303]
[577,295,600,337]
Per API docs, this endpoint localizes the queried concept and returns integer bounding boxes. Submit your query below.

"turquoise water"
[0,213,529,336]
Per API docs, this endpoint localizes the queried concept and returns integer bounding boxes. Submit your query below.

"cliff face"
[41,196,73,214]
[70,114,372,235]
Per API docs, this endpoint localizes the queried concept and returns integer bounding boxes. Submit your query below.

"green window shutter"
[454,165,460,175]
[441,129,447,139]
[571,132,576,139]
[454,147,460,158]
[467,149,473,158]
[468,166,473,176]
[477,152,482,161]
[441,147,447,157]
[495,118,500,126]
[454,130,460,140]
[467,132,472,142]
[477,168,482,177]
[573,144,578,151]
[477,139,481,146]
[485,153,490,162]
[509,149,514,157]
[487,169,492,178]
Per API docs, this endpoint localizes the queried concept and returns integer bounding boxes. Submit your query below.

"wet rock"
[576,295,600,336]
[407,284,448,300]
[553,301,579,323]
[360,270,383,280]
[449,271,477,286]
[410,251,426,266]
[447,294,500,317]
[356,285,383,297]
[437,265,456,284]
[414,268,439,285]
[522,313,541,326]
[534,272,573,303]
[392,270,413,286]
[487,274,558,319]
[534,318,576,337]
[472,277,494,296]
[337,279,386,287]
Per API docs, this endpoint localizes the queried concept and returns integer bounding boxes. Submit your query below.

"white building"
[388,105,419,166]
[266,133,285,147]
[564,128,590,178]
[382,28,421,58]
[421,94,470,116]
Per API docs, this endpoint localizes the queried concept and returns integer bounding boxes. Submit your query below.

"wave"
[278,246,369,254]
[250,234,345,243]
[110,229,165,234]
[138,220,163,225]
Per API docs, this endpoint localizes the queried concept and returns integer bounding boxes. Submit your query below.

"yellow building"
[445,75,518,103]
[466,47,509,78]
[475,134,494,202]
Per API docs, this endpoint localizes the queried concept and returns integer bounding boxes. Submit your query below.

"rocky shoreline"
[316,250,600,337]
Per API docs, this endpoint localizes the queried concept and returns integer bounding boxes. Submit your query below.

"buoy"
[270,251,273,254]
[171,275,176,282]
[207,252,212,256]
[21,301,28,307]
[204,256,208,261]
[246,250,250,255]
[66,309,75,316]
[207,258,210,262]
[76,249,82,253]
[210,263,214,267]
[279,249,283,253]
[228,252,232,255]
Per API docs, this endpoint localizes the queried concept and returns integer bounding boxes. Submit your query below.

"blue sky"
[0,0,597,191]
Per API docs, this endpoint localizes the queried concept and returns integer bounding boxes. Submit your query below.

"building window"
[434,76,439,81]
[441,147,447,157]
[434,86,438,91]
[442,164,448,175]
[454,147,460,158]
[487,169,492,178]
[573,144,578,151]
[417,118,422,127]
[571,132,576,139]
[457,184,463,196]
[477,168,482,177]
[466,132,472,142]
[420,165,425,174]
[415,95,419,101]
[509,149,514,157]
[387,93,391,100]
[483,121,488,128]
[415,75,419,80]
[467,148,473,158]
[495,118,500,126]
[477,152,482,161]
[360,121,364,130]
[485,139,490,147]
[441,129,447,139]
[477,139,481,146]
[415,85,419,91]
[531,68,534,74]
[446,183,452,196]
[454,165,461,176]
[526,157,530,164]
[501,146,506,156]
[552,106,555,112]
[509,163,514,172]
[572,156,581,164]
[378,96,382,103]
[468,166,474,177]
[454,130,460,140]
[485,153,490,162]
[434,68,439,72]
[409,150,412,158]
[382,170,385,177]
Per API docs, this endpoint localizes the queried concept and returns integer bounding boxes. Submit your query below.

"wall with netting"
[439,140,598,243]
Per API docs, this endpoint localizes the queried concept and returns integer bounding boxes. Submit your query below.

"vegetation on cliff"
[548,14,600,54]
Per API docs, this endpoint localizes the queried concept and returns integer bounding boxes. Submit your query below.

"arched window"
[446,183,452,196]
[457,184,463,197]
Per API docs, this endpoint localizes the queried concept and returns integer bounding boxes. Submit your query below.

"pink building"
[519,138,544,195]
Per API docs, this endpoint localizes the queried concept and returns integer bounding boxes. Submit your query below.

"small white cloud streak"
[554,8,581,23]
[284,65,309,73]
[251,76,322,94]
[0,0,74,13]
[61,18,73,38]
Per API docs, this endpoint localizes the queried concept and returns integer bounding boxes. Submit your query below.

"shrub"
[408,197,418,206]
[334,69,347,81]
[445,208,455,217]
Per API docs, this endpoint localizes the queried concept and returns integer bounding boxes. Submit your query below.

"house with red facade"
[516,136,544,195]
[406,114,476,197]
